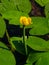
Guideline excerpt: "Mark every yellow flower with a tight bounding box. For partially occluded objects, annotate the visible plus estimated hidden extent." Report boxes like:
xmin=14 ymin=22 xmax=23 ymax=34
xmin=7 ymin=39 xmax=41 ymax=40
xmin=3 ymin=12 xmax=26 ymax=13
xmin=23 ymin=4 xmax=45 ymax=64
xmin=20 ymin=16 xmax=32 ymax=25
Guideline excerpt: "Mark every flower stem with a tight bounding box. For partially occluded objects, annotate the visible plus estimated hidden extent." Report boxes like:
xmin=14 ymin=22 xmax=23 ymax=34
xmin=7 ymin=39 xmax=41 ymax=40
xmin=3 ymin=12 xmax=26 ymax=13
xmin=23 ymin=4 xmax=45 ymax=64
xmin=6 ymin=30 xmax=10 ymax=42
xmin=23 ymin=25 xmax=27 ymax=55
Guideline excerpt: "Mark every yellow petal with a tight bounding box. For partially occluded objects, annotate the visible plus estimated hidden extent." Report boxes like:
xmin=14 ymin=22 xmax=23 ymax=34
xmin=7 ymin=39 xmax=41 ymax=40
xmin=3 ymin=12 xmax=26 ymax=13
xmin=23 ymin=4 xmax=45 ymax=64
xmin=23 ymin=20 xmax=29 ymax=25
xmin=20 ymin=16 xmax=24 ymax=24
xmin=28 ymin=17 xmax=32 ymax=24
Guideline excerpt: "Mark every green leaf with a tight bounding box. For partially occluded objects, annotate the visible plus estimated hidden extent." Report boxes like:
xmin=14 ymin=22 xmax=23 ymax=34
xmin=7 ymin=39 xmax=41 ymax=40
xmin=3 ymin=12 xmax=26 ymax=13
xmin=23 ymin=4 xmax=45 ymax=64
xmin=35 ymin=0 xmax=49 ymax=6
xmin=17 ymin=0 xmax=31 ymax=13
xmin=0 ymin=42 xmax=16 ymax=65
xmin=45 ymin=2 xmax=49 ymax=18
xmin=35 ymin=0 xmax=44 ymax=6
xmin=26 ymin=36 xmax=49 ymax=51
xmin=27 ymin=51 xmax=49 ymax=65
xmin=26 ymin=52 xmax=41 ymax=64
xmin=0 ymin=3 xmax=6 ymax=14
xmin=3 ymin=10 xmax=28 ymax=25
xmin=0 ymin=17 xmax=6 ymax=38
xmin=10 ymin=37 xmax=25 ymax=55
xmin=0 ymin=0 xmax=31 ymax=15
xmin=24 ymin=64 xmax=32 ymax=65
xmin=29 ymin=17 xmax=49 ymax=35
xmin=35 ymin=52 xmax=49 ymax=65
xmin=0 ymin=0 xmax=31 ymax=25
xmin=1 ymin=0 xmax=17 ymax=12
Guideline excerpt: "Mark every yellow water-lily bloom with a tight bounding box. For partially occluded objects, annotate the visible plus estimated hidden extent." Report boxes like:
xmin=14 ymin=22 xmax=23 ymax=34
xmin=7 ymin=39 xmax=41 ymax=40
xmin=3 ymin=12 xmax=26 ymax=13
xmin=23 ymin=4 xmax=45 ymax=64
xmin=20 ymin=16 xmax=32 ymax=25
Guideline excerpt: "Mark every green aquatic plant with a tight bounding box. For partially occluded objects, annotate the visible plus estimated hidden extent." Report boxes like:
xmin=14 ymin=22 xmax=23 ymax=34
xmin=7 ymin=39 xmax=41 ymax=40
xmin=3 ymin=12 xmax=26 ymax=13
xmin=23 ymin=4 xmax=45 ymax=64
xmin=0 ymin=0 xmax=49 ymax=65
